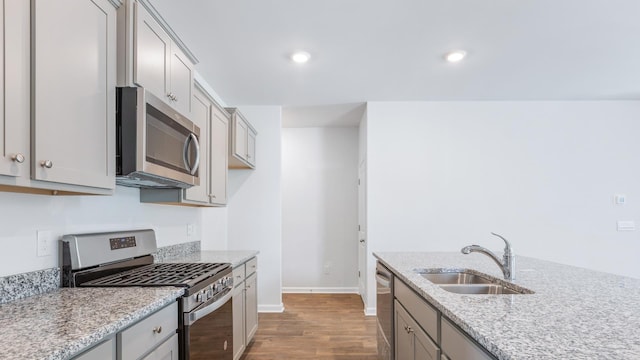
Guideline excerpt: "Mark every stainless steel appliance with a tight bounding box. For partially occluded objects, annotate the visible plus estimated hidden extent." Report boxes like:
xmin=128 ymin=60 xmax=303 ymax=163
xmin=116 ymin=87 xmax=201 ymax=189
xmin=376 ymin=262 xmax=394 ymax=360
xmin=61 ymin=229 xmax=233 ymax=360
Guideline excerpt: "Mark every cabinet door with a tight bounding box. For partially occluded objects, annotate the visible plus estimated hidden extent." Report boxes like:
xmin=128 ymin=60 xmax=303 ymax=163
xmin=247 ymin=128 xmax=256 ymax=167
xmin=169 ymin=45 xmax=194 ymax=116
xmin=232 ymin=284 xmax=246 ymax=360
xmin=245 ymin=273 xmax=258 ymax=343
xmin=0 ymin=0 xmax=29 ymax=178
xmin=32 ymin=0 xmax=115 ymax=189
xmin=209 ymin=105 xmax=229 ymax=205
xmin=395 ymin=301 xmax=439 ymax=360
xmin=184 ymin=89 xmax=210 ymax=203
xmin=141 ymin=333 xmax=179 ymax=360
xmin=395 ymin=302 xmax=413 ymax=360
xmin=233 ymin=117 xmax=248 ymax=161
xmin=134 ymin=2 xmax=170 ymax=102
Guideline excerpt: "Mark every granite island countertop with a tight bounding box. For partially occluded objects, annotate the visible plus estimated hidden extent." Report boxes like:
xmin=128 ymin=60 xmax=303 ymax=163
xmin=374 ymin=252 xmax=640 ymax=360
xmin=158 ymin=250 xmax=259 ymax=268
xmin=0 ymin=287 xmax=183 ymax=360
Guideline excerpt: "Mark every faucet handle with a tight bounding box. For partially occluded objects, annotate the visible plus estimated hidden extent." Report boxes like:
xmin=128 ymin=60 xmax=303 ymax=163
xmin=490 ymin=232 xmax=512 ymax=253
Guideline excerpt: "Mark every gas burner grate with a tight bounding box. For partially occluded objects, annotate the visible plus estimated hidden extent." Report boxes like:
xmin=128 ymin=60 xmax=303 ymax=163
xmin=83 ymin=263 xmax=230 ymax=288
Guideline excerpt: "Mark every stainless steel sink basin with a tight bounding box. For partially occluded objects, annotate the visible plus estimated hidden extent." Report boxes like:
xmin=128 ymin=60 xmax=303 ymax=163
xmin=439 ymin=284 xmax=528 ymax=295
xmin=419 ymin=271 xmax=493 ymax=285
xmin=414 ymin=268 xmax=534 ymax=295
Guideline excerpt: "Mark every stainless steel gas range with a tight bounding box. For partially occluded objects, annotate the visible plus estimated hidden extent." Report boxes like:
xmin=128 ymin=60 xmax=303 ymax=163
xmin=60 ymin=229 xmax=233 ymax=360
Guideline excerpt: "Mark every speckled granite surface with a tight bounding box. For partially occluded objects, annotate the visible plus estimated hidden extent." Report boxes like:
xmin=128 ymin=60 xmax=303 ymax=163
xmin=0 ymin=287 xmax=183 ymax=360
xmin=154 ymin=240 xmax=201 ymax=262
xmin=158 ymin=250 xmax=259 ymax=268
xmin=374 ymin=252 xmax=640 ymax=360
xmin=0 ymin=268 xmax=59 ymax=304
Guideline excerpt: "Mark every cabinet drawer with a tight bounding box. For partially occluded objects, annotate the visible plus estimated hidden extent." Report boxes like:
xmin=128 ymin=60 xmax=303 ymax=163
xmin=441 ymin=317 xmax=495 ymax=360
xmin=141 ymin=333 xmax=179 ymax=360
xmin=233 ymin=264 xmax=245 ymax=288
xmin=394 ymin=278 xmax=439 ymax=343
xmin=73 ymin=338 xmax=114 ymax=360
xmin=246 ymin=257 xmax=257 ymax=276
xmin=119 ymin=302 xmax=178 ymax=360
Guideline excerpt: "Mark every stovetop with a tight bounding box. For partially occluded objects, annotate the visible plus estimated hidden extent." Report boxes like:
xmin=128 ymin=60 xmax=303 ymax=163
xmin=81 ymin=262 xmax=230 ymax=288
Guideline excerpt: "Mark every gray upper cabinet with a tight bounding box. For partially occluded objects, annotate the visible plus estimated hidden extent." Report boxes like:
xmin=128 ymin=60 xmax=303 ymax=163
xmin=209 ymin=103 xmax=229 ymax=205
xmin=227 ymin=108 xmax=257 ymax=169
xmin=0 ymin=0 xmax=30 ymax=180
xmin=140 ymin=83 xmax=229 ymax=207
xmin=32 ymin=0 xmax=116 ymax=191
xmin=132 ymin=1 xmax=194 ymax=116
xmin=1 ymin=0 xmax=116 ymax=195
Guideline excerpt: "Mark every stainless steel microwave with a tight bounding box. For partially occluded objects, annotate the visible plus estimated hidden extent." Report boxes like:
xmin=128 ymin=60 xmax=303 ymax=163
xmin=116 ymin=87 xmax=200 ymax=188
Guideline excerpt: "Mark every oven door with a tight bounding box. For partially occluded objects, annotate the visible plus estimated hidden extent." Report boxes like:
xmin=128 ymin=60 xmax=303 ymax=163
xmin=183 ymin=290 xmax=233 ymax=360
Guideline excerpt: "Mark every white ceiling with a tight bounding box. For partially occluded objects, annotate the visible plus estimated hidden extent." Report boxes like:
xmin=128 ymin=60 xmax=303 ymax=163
xmin=149 ymin=0 xmax=640 ymax=110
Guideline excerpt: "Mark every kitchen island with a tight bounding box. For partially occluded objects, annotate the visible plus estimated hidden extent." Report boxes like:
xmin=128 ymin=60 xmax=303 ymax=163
xmin=374 ymin=252 xmax=640 ymax=359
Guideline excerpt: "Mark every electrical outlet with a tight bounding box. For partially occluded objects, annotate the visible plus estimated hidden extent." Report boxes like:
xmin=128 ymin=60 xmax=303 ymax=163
xmin=187 ymin=224 xmax=194 ymax=238
xmin=36 ymin=230 xmax=55 ymax=257
xmin=323 ymin=261 xmax=332 ymax=275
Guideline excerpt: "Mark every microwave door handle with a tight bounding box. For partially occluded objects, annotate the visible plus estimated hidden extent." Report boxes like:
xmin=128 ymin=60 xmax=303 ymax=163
xmin=183 ymin=134 xmax=192 ymax=173
xmin=188 ymin=133 xmax=200 ymax=175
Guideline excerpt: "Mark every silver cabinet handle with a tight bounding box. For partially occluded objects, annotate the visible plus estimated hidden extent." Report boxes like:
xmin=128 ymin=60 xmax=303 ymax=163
xmin=166 ymin=93 xmax=175 ymax=101
xmin=11 ymin=154 xmax=25 ymax=163
xmin=209 ymin=194 xmax=217 ymax=199
xmin=188 ymin=133 xmax=200 ymax=175
xmin=153 ymin=326 xmax=162 ymax=334
xmin=41 ymin=160 xmax=53 ymax=168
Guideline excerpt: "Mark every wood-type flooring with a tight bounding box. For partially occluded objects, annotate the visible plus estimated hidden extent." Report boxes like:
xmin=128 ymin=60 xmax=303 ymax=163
xmin=240 ymin=293 xmax=378 ymax=360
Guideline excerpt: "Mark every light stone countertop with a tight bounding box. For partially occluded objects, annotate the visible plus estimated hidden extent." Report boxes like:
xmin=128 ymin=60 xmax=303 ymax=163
xmin=0 ymin=287 xmax=184 ymax=360
xmin=158 ymin=250 xmax=259 ymax=268
xmin=374 ymin=252 xmax=640 ymax=360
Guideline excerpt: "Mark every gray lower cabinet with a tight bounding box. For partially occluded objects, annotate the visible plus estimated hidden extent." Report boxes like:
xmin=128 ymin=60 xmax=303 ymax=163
xmin=70 ymin=302 xmax=178 ymax=360
xmin=441 ymin=318 xmax=494 ymax=360
xmin=1 ymin=0 xmax=116 ymax=195
xmin=232 ymin=257 xmax=259 ymax=360
xmin=395 ymin=300 xmax=439 ymax=360
xmin=394 ymin=278 xmax=496 ymax=360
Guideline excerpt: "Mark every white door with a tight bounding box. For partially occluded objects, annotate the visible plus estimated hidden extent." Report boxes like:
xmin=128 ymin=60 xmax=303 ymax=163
xmin=358 ymin=160 xmax=367 ymax=301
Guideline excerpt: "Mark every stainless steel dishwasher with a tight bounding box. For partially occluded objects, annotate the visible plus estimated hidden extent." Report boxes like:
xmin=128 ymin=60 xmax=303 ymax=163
xmin=376 ymin=262 xmax=394 ymax=360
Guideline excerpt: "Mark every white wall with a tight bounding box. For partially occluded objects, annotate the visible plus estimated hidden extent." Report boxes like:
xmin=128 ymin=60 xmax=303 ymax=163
xmin=366 ymin=101 xmax=640 ymax=282
xmin=281 ymin=127 xmax=359 ymax=291
xmin=0 ymin=186 xmax=206 ymax=277
xmin=363 ymin=100 xmax=640 ymax=312
xmin=227 ymin=106 xmax=284 ymax=312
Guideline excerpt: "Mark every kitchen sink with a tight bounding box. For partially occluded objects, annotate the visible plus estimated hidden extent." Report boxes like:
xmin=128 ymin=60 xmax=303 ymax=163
xmin=439 ymin=284 xmax=528 ymax=295
xmin=419 ymin=271 xmax=493 ymax=285
xmin=414 ymin=268 xmax=534 ymax=295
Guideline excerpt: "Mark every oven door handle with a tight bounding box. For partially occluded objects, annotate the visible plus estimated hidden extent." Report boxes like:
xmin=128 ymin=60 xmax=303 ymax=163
xmin=184 ymin=290 xmax=232 ymax=326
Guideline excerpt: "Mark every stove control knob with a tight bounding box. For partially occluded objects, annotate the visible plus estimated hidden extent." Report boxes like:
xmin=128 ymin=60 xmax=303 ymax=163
xmin=207 ymin=288 xmax=214 ymax=299
xmin=196 ymin=292 xmax=203 ymax=302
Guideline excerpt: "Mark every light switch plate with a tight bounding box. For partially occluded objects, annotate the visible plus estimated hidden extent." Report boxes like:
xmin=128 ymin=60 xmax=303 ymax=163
xmin=617 ymin=221 xmax=635 ymax=232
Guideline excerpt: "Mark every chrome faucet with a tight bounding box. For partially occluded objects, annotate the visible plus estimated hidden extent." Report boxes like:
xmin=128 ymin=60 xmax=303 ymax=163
xmin=461 ymin=232 xmax=515 ymax=280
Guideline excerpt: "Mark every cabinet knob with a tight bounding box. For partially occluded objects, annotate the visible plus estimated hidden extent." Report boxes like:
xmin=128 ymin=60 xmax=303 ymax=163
xmin=209 ymin=194 xmax=217 ymax=199
xmin=167 ymin=93 xmax=176 ymax=101
xmin=11 ymin=153 xmax=25 ymax=163
xmin=153 ymin=326 xmax=162 ymax=334
xmin=404 ymin=325 xmax=414 ymax=334
xmin=41 ymin=160 xmax=53 ymax=169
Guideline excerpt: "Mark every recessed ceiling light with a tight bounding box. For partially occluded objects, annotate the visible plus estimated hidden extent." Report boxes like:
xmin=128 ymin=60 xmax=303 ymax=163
xmin=445 ymin=50 xmax=467 ymax=63
xmin=291 ymin=51 xmax=311 ymax=64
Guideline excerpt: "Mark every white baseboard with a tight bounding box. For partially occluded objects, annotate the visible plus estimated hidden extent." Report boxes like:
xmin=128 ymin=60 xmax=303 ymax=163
xmin=258 ymin=303 xmax=284 ymax=313
xmin=282 ymin=287 xmax=359 ymax=294
xmin=364 ymin=306 xmax=376 ymax=317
